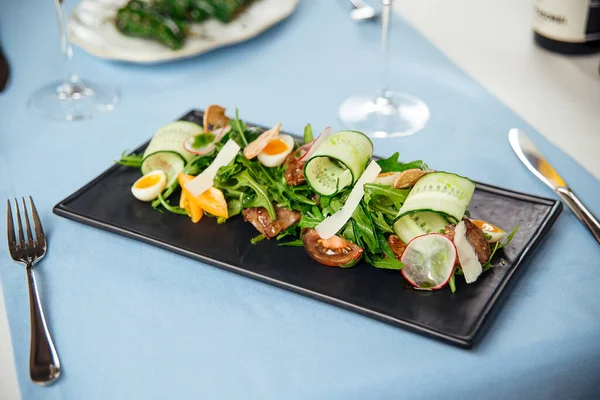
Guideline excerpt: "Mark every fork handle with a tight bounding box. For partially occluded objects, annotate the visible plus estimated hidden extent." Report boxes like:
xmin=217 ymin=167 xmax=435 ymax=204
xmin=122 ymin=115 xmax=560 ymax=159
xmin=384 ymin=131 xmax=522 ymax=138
xmin=26 ymin=264 xmax=61 ymax=385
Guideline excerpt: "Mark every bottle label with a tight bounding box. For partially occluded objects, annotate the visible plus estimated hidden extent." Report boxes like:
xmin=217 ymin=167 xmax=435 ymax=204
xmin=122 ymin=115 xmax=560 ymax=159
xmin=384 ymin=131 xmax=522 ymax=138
xmin=533 ymin=0 xmax=600 ymax=42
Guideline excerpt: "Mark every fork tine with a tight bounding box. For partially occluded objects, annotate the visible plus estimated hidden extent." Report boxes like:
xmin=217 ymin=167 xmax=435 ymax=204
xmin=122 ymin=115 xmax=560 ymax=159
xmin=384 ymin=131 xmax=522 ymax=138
xmin=22 ymin=197 xmax=34 ymax=247
xmin=6 ymin=200 xmax=16 ymax=251
xmin=29 ymin=197 xmax=45 ymax=248
xmin=14 ymin=199 xmax=25 ymax=250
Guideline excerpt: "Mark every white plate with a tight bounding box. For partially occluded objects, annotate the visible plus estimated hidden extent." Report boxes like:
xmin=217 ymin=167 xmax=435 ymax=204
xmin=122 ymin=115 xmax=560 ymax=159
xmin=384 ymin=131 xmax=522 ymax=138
xmin=68 ymin=0 xmax=299 ymax=63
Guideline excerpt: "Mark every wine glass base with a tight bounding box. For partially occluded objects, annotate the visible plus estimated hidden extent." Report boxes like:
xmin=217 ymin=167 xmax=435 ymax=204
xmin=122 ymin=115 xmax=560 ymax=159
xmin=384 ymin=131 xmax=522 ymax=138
xmin=28 ymin=79 xmax=120 ymax=121
xmin=339 ymin=92 xmax=430 ymax=138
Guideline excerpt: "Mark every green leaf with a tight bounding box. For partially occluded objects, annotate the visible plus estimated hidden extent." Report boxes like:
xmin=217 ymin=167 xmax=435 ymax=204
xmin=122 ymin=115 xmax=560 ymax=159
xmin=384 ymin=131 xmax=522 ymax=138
xmin=115 ymin=150 xmax=143 ymax=167
xmin=278 ymin=239 xmax=304 ymax=247
xmin=339 ymin=257 xmax=361 ymax=268
xmin=303 ymin=124 xmax=313 ymax=143
xmin=299 ymin=206 xmax=324 ymax=229
xmin=342 ymin=220 xmax=358 ymax=244
xmin=482 ymin=225 xmax=519 ymax=269
xmin=351 ymin=202 xmax=379 ymax=252
xmin=377 ymin=232 xmax=396 ymax=259
xmin=372 ymin=257 xmax=404 ymax=270
xmin=151 ymin=180 xmax=180 ymax=209
xmin=157 ymin=193 xmax=188 ymax=215
xmin=276 ymin=225 xmax=298 ymax=241
xmin=371 ymin=211 xmax=393 ymax=233
xmin=449 ymin=273 xmax=456 ymax=293
xmin=376 ymin=152 xmax=423 ymax=173
xmin=230 ymin=108 xmax=249 ymax=146
xmin=364 ymin=183 xmax=409 ymax=209
xmin=251 ymin=234 xmax=266 ymax=244
xmin=499 ymin=225 xmax=519 ymax=249
xmin=218 ymin=169 xmax=276 ymax=219
xmin=226 ymin=198 xmax=242 ymax=218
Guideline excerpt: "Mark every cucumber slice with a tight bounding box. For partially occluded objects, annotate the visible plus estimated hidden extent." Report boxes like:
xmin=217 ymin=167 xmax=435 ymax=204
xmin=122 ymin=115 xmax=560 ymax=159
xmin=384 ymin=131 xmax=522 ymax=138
xmin=400 ymin=233 xmax=457 ymax=290
xmin=142 ymin=121 xmax=202 ymax=184
xmin=304 ymin=130 xmax=373 ymax=196
xmin=393 ymin=212 xmax=448 ymax=244
xmin=396 ymin=172 xmax=475 ymax=223
xmin=141 ymin=152 xmax=186 ymax=186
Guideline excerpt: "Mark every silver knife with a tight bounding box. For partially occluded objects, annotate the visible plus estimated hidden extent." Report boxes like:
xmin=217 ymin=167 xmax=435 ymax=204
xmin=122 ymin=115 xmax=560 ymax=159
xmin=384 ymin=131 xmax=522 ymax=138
xmin=509 ymin=128 xmax=600 ymax=245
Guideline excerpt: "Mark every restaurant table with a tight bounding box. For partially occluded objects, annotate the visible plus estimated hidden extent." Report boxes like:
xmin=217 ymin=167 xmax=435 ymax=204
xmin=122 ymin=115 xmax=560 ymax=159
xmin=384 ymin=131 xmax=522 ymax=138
xmin=1 ymin=0 xmax=600 ymax=399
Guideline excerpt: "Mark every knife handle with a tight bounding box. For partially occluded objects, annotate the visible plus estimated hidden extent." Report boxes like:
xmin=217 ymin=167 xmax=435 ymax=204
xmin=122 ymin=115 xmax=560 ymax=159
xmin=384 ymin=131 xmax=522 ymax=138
xmin=556 ymin=187 xmax=600 ymax=245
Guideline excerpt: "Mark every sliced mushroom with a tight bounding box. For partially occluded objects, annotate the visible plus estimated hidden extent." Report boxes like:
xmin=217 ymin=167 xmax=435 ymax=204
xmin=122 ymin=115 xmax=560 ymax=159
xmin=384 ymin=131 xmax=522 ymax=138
xmin=393 ymin=169 xmax=433 ymax=189
xmin=203 ymin=104 xmax=230 ymax=132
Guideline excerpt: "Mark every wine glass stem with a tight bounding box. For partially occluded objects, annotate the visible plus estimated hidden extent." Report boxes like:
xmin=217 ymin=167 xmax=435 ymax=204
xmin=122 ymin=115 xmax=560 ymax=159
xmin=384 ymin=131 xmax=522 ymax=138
xmin=378 ymin=0 xmax=393 ymax=101
xmin=54 ymin=0 xmax=79 ymax=86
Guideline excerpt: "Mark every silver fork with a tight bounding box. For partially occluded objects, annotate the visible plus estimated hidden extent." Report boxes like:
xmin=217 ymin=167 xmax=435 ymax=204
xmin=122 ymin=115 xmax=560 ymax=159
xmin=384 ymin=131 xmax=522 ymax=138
xmin=7 ymin=197 xmax=61 ymax=385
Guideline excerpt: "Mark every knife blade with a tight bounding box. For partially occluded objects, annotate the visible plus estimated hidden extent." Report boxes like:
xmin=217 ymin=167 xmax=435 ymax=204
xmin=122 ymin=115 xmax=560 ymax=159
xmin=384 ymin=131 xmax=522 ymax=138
xmin=509 ymin=128 xmax=600 ymax=245
xmin=0 ymin=43 xmax=8 ymax=92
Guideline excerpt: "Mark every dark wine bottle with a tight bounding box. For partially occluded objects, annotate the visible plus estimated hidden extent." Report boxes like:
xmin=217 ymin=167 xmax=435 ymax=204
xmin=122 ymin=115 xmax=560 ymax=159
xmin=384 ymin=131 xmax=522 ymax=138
xmin=533 ymin=0 xmax=600 ymax=55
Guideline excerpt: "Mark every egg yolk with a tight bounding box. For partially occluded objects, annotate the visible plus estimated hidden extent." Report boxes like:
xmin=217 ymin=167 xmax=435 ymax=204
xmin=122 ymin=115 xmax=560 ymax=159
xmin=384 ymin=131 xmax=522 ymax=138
xmin=262 ymin=138 xmax=289 ymax=155
xmin=134 ymin=174 xmax=161 ymax=189
xmin=472 ymin=220 xmax=502 ymax=233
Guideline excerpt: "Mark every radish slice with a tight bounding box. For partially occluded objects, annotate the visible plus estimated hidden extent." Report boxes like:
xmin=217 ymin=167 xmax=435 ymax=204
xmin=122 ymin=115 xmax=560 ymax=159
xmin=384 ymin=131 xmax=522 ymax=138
xmin=454 ymin=221 xmax=482 ymax=283
xmin=184 ymin=139 xmax=241 ymax=197
xmin=400 ymin=233 xmax=457 ymax=290
xmin=315 ymin=160 xmax=381 ymax=239
xmin=292 ymin=142 xmax=312 ymax=160
xmin=243 ymin=123 xmax=282 ymax=159
xmin=298 ymin=127 xmax=332 ymax=162
xmin=183 ymin=125 xmax=231 ymax=155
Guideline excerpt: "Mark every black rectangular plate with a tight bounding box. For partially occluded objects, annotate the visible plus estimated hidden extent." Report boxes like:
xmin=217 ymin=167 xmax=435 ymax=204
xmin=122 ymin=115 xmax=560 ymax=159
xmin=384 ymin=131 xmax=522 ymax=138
xmin=53 ymin=110 xmax=562 ymax=348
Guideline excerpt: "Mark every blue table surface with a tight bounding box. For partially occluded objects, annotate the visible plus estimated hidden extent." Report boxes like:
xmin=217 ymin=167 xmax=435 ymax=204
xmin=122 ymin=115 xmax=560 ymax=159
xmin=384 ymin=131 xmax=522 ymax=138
xmin=2 ymin=1 xmax=600 ymax=399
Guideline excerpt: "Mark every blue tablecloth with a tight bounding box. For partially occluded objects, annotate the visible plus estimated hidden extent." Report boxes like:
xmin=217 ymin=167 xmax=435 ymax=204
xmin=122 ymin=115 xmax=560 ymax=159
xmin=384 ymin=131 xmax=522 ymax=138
xmin=2 ymin=1 xmax=600 ymax=399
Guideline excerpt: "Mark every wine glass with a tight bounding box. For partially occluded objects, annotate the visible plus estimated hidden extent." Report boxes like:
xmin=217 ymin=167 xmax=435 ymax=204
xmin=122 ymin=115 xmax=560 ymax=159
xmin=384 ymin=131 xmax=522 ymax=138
xmin=339 ymin=0 xmax=430 ymax=138
xmin=28 ymin=0 xmax=119 ymax=121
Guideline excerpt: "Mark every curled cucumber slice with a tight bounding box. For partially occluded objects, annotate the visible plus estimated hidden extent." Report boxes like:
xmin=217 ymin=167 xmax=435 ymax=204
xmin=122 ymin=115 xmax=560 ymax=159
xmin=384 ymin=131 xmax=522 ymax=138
xmin=395 ymin=172 xmax=475 ymax=223
xmin=304 ymin=130 xmax=373 ymax=196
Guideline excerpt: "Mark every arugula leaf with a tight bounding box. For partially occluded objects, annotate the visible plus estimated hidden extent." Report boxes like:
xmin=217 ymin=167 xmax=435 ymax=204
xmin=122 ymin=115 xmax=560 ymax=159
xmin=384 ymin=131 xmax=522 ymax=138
xmin=218 ymin=169 xmax=276 ymax=219
xmin=157 ymin=193 xmax=187 ymax=215
xmin=226 ymin=198 xmax=242 ymax=218
xmin=372 ymin=257 xmax=404 ymax=270
xmin=351 ymin=202 xmax=379 ymax=252
xmin=339 ymin=258 xmax=361 ymax=268
xmin=371 ymin=211 xmax=393 ymax=233
xmin=251 ymin=234 xmax=266 ymax=244
xmin=276 ymin=225 xmax=298 ymax=241
xmin=152 ymin=180 xmax=180 ymax=209
xmin=115 ymin=151 xmax=143 ymax=167
xmin=482 ymin=225 xmax=519 ymax=270
xmin=376 ymin=152 xmax=423 ymax=173
xmin=377 ymin=232 xmax=396 ymax=259
xmin=230 ymin=109 xmax=249 ymax=146
xmin=299 ymin=206 xmax=324 ymax=229
xmin=448 ymin=273 xmax=456 ymax=293
xmin=321 ymin=195 xmax=345 ymax=217
xmin=364 ymin=183 xmax=409 ymax=209
xmin=278 ymin=239 xmax=304 ymax=247
xmin=303 ymin=124 xmax=313 ymax=143
xmin=342 ymin=220 xmax=358 ymax=244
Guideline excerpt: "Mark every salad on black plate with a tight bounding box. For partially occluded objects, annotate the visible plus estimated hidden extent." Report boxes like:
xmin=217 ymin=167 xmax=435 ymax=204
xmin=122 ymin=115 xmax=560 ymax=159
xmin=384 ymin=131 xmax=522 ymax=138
xmin=117 ymin=105 xmax=517 ymax=292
